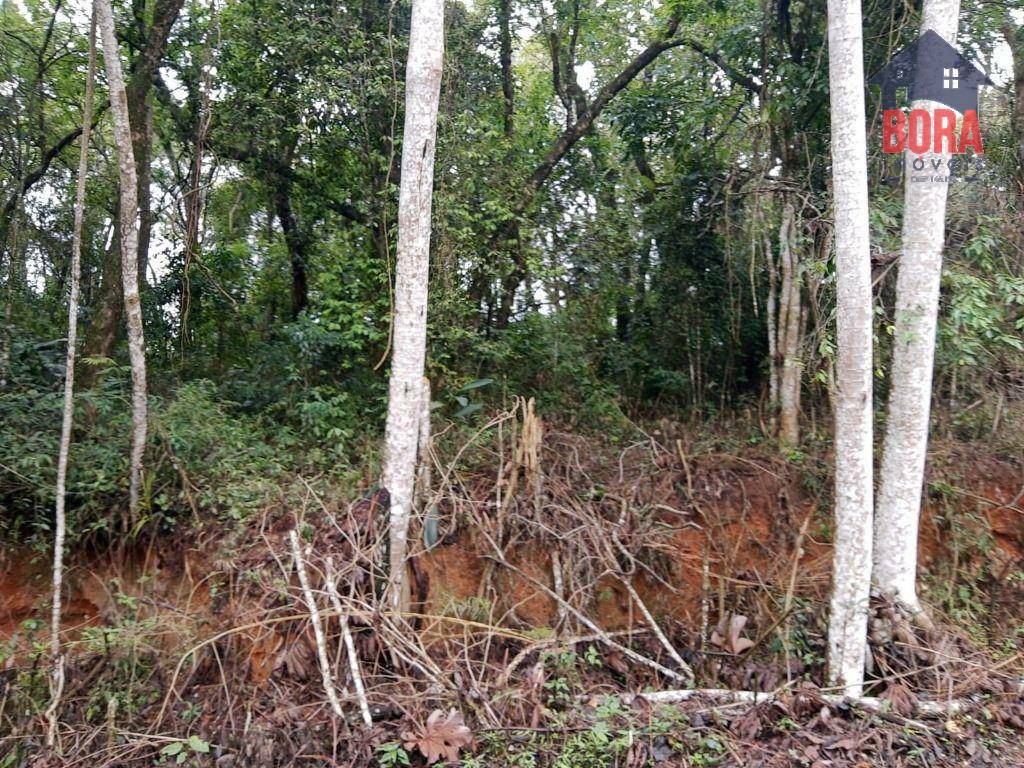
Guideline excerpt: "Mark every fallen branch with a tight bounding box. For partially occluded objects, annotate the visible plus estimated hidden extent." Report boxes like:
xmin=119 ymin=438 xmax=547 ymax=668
xmin=289 ymin=529 xmax=344 ymax=718
xmin=632 ymin=686 xmax=963 ymax=718
xmin=482 ymin=543 xmax=689 ymax=684
xmin=325 ymin=557 xmax=373 ymax=727
xmin=617 ymin=578 xmax=695 ymax=685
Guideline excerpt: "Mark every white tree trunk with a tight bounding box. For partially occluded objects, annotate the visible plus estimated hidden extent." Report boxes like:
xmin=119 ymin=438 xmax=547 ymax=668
xmin=382 ymin=0 xmax=445 ymax=611
xmin=46 ymin=11 xmax=97 ymax=749
xmin=874 ymin=0 xmax=961 ymax=614
xmin=96 ymin=0 xmax=149 ymax=520
xmin=825 ymin=0 xmax=874 ymax=697
xmin=777 ymin=200 xmax=803 ymax=446
xmin=765 ymin=231 xmax=779 ymax=429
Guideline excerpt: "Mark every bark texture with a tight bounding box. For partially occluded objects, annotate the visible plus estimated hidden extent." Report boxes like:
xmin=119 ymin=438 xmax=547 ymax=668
xmin=874 ymin=0 xmax=961 ymax=613
xmin=97 ymin=0 xmax=149 ymax=519
xmin=825 ymin=0 xmax=874 ymax=697
xmin=776 ymin=200 xmax=803 ymax=446
xmin=382 ymin=0 xmax=445 ymax=611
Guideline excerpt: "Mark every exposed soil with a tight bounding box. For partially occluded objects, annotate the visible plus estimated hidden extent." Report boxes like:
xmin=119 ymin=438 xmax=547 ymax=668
xmin=2 ymin=431 xmax=1022 ymax=766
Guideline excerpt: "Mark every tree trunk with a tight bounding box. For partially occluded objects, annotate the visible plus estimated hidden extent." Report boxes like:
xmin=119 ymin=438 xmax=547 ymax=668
xmin=79 ymin=217 xmax=124 ymax=385
xmin=498 ymin=0 xmax=514 ymax=137
xmin=777 ymin=199 xmax=802 ymax=446
xmin=127 ymin=0 xmax=185 ymax=281
xmin=825 ymin=0 xmax=874 ymax=698
xmin=273 ymin=180 xmax=310 ymax=319
xmin=0 ymin=203 xmax=20 ymax=390
xmin=46 ymin=13 xmax=97 ymax=748
xmin=874 ymin=0 xmax=961 ymax=615
xmin=765 ymin=230 xmax=778 ymax=426
xmin=1004 ymin=16 xmax=1024 ymax=203
xmin=81 ymin=0 xmax=183 ymax=367
xmin=382 ymin=0 xmax=445 ymax=612
xmin=97 ymin=0 xmax=149 ymax=521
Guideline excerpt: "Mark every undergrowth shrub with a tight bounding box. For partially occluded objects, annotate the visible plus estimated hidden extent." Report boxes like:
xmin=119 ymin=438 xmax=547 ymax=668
xmin=0 ymin=374 xmax=352 ymax=545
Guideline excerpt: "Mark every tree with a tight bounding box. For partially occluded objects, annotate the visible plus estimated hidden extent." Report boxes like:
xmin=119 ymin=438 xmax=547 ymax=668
xmin=874 ymin=0 xmax=962 ymax=616
xmin=45 ymin=7 xmax=97 ymax=748
xmin=1003 ymin=13 xmax=1023 ymax=203
xmin=487 ymin=3 xmax=693 ymax=327
xmin=824 ymin=0 xmax=874 ymax=697
xmin=776 ymin=198 xmax=803 ymax=446
xmin=80 ymin=0 xmax=184 ymax=376
xmin=382 ymin=0 xmax=445 ymax=611
xmin=96 ymin=0 xmax=149 ymax=519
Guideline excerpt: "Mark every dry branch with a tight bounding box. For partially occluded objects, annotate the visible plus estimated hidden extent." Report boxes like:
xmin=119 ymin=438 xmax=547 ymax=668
xmin=325 ymin=557 xmax=373 ymax=727
xmin=288 ymin=529 xmax=344 ymax=718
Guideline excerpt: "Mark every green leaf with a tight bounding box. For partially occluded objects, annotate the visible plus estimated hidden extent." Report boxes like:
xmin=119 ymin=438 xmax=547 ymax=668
xmin=453 ymin=403 xmax=483 ymax=419
xmin=188 ymin=735 xmax=210 ymax=753
xmin=161 ymin=742 xmax=184 ymax=756
xmin=458 ymin=378 xmax=494 ymax=392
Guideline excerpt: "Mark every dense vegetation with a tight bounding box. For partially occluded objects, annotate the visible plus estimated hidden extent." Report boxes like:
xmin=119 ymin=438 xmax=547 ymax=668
xmin=2 ymin=0 xmax=1022 ymax=542
xmin=1 ymin=0 xmax=1023 ymax=763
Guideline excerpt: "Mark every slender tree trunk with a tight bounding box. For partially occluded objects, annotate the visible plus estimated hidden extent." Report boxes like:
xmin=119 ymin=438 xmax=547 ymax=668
xmin=1003 ymin=16 xmax=1024 ymax=203
xmin=498 ymin=0 xmax=514 ymax=137
xmin=81 ymin=0 xmax=183 ymax=368
xmin=764 ymin=230 xmax=779 ymax=426
xmin=46 ymin=13 xmax=97 ymax=749
xmin=777 ymin=199 xmax=803 ymax=446
xmin=382 ymin=0 xmax=445 ymax=612
xmin=97 ymin=0 xmax=149 ymax=520
xmin=825 ymin=0 xmax=874 ymax=697
xmin=874 ymin=0 xmax=961 ymax=614
xmin=0 ymin=203 xmax=19 ymax=390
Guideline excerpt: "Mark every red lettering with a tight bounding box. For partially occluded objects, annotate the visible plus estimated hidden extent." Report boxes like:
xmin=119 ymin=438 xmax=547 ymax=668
xmin=958 ymin=110 xmax=984 ymax=154
xmin=932 ymin=109 xmax=956 ymax=154
xmin=882 ymin=109 xmax=906 ymax=153
xmin=907 ymin=109 xmax=931 ymax=154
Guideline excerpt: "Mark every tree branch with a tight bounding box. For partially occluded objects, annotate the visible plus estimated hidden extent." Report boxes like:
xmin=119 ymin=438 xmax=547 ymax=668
xmin=680 ymin=38 xmax=760 ymax=95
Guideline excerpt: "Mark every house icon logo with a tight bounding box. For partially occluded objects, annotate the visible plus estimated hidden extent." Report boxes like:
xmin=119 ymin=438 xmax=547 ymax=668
xmin=869 ymin=29 xmax=994 ymax=116
xmin=868 ymin=30 xmax=992 ymax=164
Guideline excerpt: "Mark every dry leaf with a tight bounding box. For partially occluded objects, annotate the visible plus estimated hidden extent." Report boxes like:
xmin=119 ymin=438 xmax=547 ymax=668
xmin=710 ymin=613 xmax=755 ymax=655
xmin=604 ymin=649 xmax=630 ymax=675
xmin=880 ymin=682 xmax=917 ymax=717
xmin=403 ymin=708 xmax=473 ymax=764
xmin=729 ymin=707 xmax=760 ymax=740
xmin=248 ymin=630 xmax=284 ymax=684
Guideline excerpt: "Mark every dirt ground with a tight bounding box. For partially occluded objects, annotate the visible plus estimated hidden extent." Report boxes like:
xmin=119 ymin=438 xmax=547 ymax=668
xmin=2 ymin=428 xmax=1022 ymax=766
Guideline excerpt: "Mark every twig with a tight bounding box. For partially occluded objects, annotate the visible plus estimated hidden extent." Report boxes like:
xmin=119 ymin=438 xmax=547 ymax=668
xmin=481 ymin=543 xmax=689 ymax=684
xmin=289 ymin=530 xmax=344 ymax=718
xmin=618 ymin=577 xmax=695 ymax=684
xmin=325 ymin=557 xmax=373 ymax=727
xmin=632 ymin=686 xmax=962 ymax=719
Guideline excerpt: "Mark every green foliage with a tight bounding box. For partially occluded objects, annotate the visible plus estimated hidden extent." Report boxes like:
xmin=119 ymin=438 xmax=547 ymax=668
xmin=159 ymin=735 xmax=211 ymax=765
xmin=376 ymin=742 xmax=411 ymax=768
xmin=1 ymin=0 xmax=1022 ymax=544
xmin=0 ymin=373 xmax=356 ymax=543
